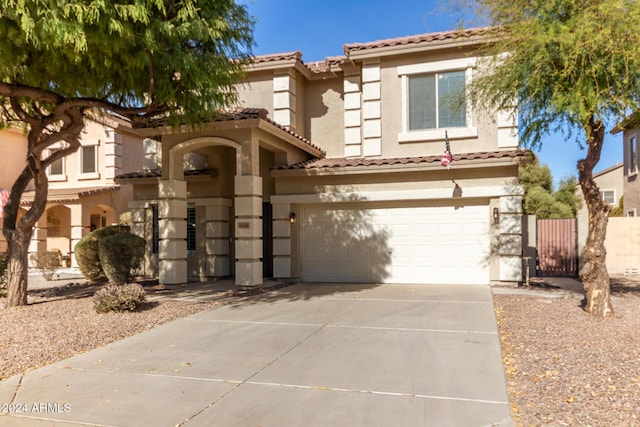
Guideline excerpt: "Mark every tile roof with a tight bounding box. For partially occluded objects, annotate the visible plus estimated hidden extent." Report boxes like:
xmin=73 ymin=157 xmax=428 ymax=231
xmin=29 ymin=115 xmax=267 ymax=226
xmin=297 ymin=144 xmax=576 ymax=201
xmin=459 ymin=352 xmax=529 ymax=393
xmin=20 ymin=186 xmax=120 ymax=205
xmin=343 ymin=27 xmax=493 ymax=54
xmin=252 ymin=51 xmax=302 ymax=64
xmin=275 ymin=149 xmax=529 ymax=170
xmin=116 ymin=168 xmax=214 ymax=180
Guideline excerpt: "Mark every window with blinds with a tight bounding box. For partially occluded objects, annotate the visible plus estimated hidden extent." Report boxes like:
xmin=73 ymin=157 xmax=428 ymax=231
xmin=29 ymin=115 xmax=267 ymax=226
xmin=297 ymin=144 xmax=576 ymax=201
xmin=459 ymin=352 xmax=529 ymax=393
xmin=408 ymin=71 xmax=466 ymax=131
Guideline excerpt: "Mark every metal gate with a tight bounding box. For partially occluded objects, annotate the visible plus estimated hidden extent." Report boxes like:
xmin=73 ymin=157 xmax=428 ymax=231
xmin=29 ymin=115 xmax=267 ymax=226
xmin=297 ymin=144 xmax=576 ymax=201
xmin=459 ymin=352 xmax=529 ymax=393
xmin=536 ymin=218 xmax=578 ymax=277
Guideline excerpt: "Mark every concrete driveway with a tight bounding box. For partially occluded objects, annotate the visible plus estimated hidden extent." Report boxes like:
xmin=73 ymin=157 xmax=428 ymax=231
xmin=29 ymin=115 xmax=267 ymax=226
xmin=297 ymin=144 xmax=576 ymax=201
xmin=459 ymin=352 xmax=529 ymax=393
xmin=0 ymin=283 xmax=511 ymax=426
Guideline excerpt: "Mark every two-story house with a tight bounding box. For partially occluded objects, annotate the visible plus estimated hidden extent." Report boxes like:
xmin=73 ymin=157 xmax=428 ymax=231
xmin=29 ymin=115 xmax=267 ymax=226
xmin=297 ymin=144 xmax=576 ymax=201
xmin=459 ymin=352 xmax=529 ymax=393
xmin=116 ymin=27 xmax=526 ymax=287
xmin=620 ymin=124 xmax=640 ymax=216
xmin=0 ymin=115 xmax=145 ymax=264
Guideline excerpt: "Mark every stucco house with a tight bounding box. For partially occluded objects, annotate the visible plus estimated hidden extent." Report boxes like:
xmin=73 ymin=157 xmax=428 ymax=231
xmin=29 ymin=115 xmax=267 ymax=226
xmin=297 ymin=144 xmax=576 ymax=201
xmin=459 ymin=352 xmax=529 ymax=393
xmin=619 ymin=125 xmax=640 ymax=216
xmin=0 ymin=115 xmax=145 ymax=263
xmin=116 ymin=27 xmax=527 ymax=287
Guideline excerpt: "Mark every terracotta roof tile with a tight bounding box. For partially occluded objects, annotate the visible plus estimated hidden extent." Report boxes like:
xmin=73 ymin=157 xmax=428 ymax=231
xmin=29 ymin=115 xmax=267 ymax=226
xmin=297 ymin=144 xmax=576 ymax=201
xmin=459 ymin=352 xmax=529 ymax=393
xmin=343 ymin=27 xmax=492 ymax=54
xmin=253 ymin=51 xmax=302 ymax=64
xmin=116 ymin=169 xmax=214 ymax=180
xmin=276 ymin=149 xmax=529 ymax=170
xmin=21 ymin=186 xmax=120 ymax=205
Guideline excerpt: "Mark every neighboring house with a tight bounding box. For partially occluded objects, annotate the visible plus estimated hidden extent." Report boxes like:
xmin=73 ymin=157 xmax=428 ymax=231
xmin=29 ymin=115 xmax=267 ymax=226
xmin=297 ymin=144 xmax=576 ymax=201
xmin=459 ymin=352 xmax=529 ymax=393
xmin=116 ymin=27 xmax=526 ymax=287
xmin=0 ymin=115 xmax=145 ymax=264
xmin=576 ymin=163 xmax=624 ymax=217
xmin=621 ymin=125 xmax=640 ymax=216
xmin=575 ymin=163 xmax=624 ymax=269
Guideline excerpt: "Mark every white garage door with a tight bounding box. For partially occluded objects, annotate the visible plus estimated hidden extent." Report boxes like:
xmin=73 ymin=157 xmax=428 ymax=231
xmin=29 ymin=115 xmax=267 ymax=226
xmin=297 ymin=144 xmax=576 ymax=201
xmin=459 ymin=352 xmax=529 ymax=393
xmin=301 ymin=203 xmax=490 ymax=285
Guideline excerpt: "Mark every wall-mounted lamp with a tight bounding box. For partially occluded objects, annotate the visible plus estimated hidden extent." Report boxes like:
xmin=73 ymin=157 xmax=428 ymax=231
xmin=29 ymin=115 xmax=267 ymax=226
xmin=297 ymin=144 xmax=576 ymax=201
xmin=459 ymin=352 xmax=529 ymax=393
xmin=492 ymin=207 xmax=500 ymax=224
xmin=289 ymin=212 xmax=296 ymax=224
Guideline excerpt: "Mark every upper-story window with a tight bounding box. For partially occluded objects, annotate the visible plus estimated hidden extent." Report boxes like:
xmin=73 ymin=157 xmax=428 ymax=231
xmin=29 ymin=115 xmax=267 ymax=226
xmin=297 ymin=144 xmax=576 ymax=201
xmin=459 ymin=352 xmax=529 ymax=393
xmin=47 ymin=148 xmax=66 ymax=181
xmin=398 ymin=57 xmax=477 ymax=142
xmin=79 ymin=141 xmax=99 ymax=179
xmin=628 ymin=135 xmax=638 ymax=175
xmin=81 ymin=145 xmax=96 ymax=174
xmin=408 ymin=71 xmax=466 ymax=131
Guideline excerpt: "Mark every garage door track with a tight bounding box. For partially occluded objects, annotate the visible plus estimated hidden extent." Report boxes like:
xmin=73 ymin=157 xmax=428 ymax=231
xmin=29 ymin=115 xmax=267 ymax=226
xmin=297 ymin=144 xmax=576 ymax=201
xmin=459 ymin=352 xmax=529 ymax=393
xmin=0 ymin=283 xmax=511 ymax=426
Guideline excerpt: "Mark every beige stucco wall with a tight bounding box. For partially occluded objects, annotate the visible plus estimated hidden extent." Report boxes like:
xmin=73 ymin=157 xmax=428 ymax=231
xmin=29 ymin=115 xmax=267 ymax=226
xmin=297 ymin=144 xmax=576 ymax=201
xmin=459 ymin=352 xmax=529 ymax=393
xmin=605 ymin=217 xmax=640 ymax=274
xmin=236 ymin=72 xmax=274 ymax=114
xmin=275 ymin=165 xmax=518 ymax=196
xmin=303 ymin=78 xmax=344 ymax=157
xmin=0 ymin=128 xmax=28 ymax=190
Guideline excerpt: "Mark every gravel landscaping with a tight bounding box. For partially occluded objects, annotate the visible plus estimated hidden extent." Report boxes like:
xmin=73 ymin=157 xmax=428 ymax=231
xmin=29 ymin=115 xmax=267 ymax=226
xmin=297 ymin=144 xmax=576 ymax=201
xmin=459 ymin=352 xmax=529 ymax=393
xmin=495 ymin=276 xmax=640 ymax=427
xmin=1 ymin=272 xmax=639 ymax=426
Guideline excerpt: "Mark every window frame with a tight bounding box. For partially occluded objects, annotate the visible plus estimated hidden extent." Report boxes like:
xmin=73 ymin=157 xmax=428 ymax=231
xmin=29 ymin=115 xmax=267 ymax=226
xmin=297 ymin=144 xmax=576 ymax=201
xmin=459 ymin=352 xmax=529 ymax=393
xmin=78 ymin=141 xmax=99 ymax=179
xmin=186 ymin=204 xmax=196 ymax=254
xmin=628 ymin=135 xmax=638 ymax=176
xmin=398 ymin=57 xmax=478 ymax=143
xmin=600 ymin=189 xmax=616 ymax=205
xmin=46 ymin=147 xmax=66 ymax=181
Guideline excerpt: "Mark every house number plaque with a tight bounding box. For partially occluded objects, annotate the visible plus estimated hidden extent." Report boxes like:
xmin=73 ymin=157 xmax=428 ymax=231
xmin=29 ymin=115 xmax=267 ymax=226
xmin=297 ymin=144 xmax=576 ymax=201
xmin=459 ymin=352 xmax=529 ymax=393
xmin=238 ymin=222 xmax=250 ymax=229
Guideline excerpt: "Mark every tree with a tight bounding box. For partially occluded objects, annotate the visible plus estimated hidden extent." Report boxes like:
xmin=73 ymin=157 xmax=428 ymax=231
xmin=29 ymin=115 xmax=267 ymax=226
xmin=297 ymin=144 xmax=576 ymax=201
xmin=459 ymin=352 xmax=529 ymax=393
xmin=519 ymin=157 xmax=580 ymax=218
xmin=0 ymin=0 xmax=254 ymax=307
xmin=469 ymin=0 xmax=640 ymax=317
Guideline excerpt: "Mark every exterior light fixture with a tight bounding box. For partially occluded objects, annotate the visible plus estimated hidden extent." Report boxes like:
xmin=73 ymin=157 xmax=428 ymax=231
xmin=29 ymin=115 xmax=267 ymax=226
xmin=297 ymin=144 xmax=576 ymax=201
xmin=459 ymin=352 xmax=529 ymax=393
xmin=289 ymin=212 xmax=296 ymax=224
xmin=493 ymin=207 xmax=500 ymax=224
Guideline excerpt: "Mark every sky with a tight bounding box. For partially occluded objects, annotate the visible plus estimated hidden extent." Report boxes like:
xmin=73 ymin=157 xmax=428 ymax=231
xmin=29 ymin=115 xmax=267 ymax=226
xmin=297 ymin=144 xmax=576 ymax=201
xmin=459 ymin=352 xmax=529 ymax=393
xmin=240 ymin=0 xmax=623 ymax=187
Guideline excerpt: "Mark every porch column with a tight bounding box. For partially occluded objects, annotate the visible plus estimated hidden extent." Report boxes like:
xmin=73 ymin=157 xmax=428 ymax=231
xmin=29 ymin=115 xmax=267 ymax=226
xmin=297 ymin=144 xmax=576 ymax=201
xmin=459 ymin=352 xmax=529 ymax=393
xmin=158 ymin=179 xmax=187 ymax=285
xmin=234 ymin=175 xmax=262 ymax=287
xmin=498 ymin=195 xmax=523 ymax=284
xmin=204 ymin=198 xmax=232 ymax=277
xmin=69 ymin=204 xmax=86 ymax=268
xmin=28 ymin=215 xmax=47 ymax=264
xmin=272 ymin=203 xmax=292 ymax=278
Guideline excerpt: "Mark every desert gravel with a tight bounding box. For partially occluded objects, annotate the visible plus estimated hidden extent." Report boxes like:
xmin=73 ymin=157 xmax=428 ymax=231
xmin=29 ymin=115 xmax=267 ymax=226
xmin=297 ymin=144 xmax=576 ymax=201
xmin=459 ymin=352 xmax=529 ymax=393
xmin=495 ymin=277 xmax=640 ymax=427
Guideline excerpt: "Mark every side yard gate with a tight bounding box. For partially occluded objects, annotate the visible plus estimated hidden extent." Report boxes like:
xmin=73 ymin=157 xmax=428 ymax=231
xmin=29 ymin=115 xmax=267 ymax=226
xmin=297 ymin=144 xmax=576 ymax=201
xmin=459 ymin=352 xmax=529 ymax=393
xmin=536 ymin=218 xmax=578 ymax=277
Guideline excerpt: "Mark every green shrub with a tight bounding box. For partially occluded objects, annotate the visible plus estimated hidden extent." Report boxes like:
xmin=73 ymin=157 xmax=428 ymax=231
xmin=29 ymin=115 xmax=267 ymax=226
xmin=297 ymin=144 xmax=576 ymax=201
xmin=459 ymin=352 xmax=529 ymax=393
xmin=0 ymin=253 xmax=7 ymax=297
xmin=92 ymin=283 xmax=146 ymax=313
xmin=74 ymin=225 xmax=130 ymax=282
xmin=29 ymin=251 xmax=61 ymax=281
xmin=98 ymin=233 xmax=145 ymax=285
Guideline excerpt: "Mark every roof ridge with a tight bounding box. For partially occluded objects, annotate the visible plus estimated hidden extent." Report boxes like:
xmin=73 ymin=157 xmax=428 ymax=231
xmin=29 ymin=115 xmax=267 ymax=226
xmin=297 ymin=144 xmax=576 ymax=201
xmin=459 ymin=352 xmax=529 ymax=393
xmin=343 ymin=26 xmax=494 ymax=54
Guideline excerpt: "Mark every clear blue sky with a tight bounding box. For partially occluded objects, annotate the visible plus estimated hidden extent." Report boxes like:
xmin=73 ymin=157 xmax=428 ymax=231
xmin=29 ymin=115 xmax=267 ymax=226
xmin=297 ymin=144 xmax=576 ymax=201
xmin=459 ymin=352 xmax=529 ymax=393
xmin=240 ymin=0 xmax=622 ymax=186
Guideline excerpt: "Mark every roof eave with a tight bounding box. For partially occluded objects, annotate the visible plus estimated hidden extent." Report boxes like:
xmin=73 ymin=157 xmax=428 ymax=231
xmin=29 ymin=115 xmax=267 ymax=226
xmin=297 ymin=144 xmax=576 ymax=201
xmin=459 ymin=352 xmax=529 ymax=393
xmin=345 ymin=36 xmax=487 ymax=61
xmin=272 ymin=155 xmax=521 ymax=177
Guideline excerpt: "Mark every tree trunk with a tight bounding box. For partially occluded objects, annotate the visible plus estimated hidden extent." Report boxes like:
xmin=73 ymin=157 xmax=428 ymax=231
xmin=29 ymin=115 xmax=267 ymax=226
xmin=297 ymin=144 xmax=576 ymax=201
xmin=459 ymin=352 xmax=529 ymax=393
xmin=577 ymin=118 xmax=614 ymax=318
xmin=5 ymin=230 xmax=31 ymax=306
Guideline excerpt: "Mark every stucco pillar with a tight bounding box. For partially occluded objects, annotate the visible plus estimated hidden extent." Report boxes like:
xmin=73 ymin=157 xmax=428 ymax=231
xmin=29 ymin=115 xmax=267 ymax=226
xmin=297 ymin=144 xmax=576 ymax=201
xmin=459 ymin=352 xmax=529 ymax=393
xmin=498 ymin=195 xmax=523 ymax=284
xmin=158 ymin=179 xmax=187 ymax=285
xmin=69 ymin=204 xmax=86 ymax=268
xmin=28 ymin=214 xmax=47 ymax=265
xmin=204 ymin=198 xmax=232 ymax=277
xmin=235 ymin=175 xmax=262 ymax=287
xmin=272 ymin=202 xmax=292 ymax=278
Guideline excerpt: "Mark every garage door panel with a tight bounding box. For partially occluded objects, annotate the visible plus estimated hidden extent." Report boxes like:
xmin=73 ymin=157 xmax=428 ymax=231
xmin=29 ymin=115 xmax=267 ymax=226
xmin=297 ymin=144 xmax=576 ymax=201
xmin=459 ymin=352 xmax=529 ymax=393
xmin=302 ymin=204 xmax=489 ymax=285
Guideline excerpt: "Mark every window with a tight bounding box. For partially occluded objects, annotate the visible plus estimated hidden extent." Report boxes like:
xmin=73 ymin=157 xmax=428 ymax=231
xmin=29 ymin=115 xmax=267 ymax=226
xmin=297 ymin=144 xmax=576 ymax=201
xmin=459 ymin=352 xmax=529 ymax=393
xmin=47 ymin=148 xmax=65 ymax=177
xmin=151 ymin=204 xmax=159 ymax=254
xmin=81 ymin=145 xmax=97 ymax=174
xmin=187 ymin=204 xmax=196 ymax=253
xmin=409 ymin=71 xmax=466 ymax=131
xmin=398 ymin=57 xmax=477 ymax=142
xmin=600 ymin=190 xmax=616 ymax=205
xmin=629 ymin=136 xmax=638 ymax=175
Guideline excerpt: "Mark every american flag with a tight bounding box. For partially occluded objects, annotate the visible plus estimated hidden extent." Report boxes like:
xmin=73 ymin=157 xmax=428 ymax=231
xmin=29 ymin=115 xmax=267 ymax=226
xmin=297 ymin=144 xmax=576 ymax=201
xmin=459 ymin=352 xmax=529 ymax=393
xmin=0 ymin=188 xmax=9 ymax=218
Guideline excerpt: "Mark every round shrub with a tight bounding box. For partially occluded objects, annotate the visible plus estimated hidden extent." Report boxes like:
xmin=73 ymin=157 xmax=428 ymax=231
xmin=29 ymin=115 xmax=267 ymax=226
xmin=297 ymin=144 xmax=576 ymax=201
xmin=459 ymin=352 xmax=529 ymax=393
xmin=74 ymin=225 xmax=130 ymax=282
xmin=93 ymin=283 xmax=146 ymax=313
xmin=98 ymin=233 xmax=145 ymax=285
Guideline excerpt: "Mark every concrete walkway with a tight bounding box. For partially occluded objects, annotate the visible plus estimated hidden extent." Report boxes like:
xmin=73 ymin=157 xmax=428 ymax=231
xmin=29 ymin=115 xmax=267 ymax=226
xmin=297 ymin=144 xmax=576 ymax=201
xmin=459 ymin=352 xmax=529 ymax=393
xmin=0 ymin=283 xmax=511 ymax=427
